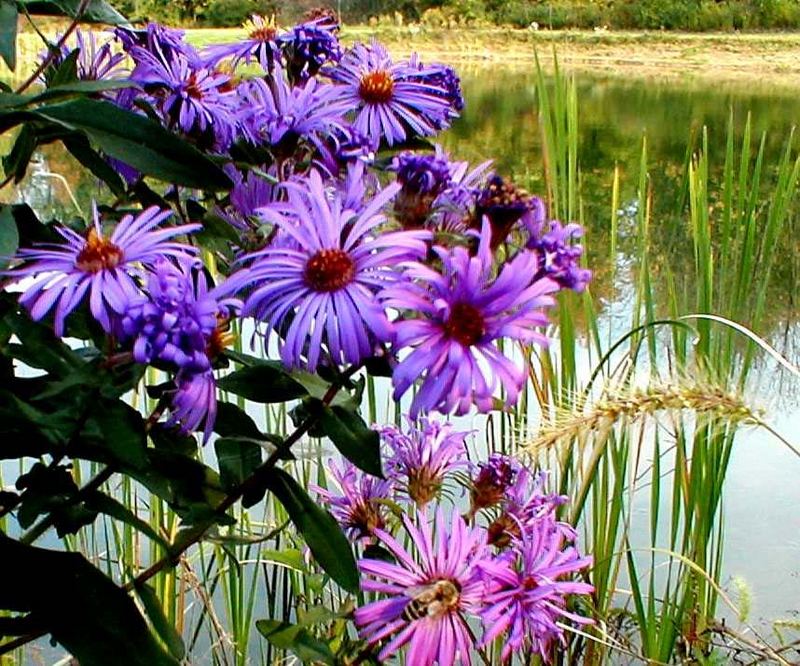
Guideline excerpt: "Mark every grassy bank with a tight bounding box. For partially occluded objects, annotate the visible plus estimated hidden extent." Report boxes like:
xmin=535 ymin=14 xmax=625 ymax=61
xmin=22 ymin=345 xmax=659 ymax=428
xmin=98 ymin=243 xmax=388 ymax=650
xmin=191 ymin=26 xmax=800 ymax=86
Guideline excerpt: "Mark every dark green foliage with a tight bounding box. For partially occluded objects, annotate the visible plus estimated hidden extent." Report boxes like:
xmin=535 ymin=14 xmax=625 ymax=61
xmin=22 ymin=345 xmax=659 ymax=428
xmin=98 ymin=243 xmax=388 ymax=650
xmin=202 ymin=0 xmax=276 ymax=26
xmin=261 ymin=468 xmax=360 ymax=593
xmin=0 ymin=533 xmax=178 ymax=665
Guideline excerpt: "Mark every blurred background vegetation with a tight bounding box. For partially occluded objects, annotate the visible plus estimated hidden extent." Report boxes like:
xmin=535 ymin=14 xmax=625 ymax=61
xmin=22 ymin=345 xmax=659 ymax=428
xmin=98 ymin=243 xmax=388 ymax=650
xmin=112 ymin=0 xmax=800 ymax=32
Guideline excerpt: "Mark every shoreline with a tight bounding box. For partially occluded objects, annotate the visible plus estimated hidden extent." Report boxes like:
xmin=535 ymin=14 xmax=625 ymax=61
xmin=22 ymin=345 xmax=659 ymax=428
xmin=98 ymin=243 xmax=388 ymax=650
xmin=335 ymin=27 xmax=800 ymax=88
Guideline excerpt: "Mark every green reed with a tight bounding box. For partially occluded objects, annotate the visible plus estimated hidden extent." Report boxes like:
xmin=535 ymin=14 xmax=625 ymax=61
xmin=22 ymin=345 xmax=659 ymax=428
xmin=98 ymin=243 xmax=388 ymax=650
xmin=526 ymin=50 xmax=799 ymax=664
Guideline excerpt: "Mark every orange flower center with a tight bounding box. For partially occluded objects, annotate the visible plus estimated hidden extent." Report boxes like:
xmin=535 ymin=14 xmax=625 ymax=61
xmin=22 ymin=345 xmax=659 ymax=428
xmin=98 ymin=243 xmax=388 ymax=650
xmin=358 ymin=70 xmax=394 ymax=104
xmin=75 ymin=227 xmax=124 ymax=273
xmin=304 ymin=249 xmax=355 ymax=292
xmin=443 ymin=302 xmax=485 ymax=347
xmin=206 ymin=316 xmax=235 ymax=359
xmin=249 ymin=25 xmax=277 ymax=41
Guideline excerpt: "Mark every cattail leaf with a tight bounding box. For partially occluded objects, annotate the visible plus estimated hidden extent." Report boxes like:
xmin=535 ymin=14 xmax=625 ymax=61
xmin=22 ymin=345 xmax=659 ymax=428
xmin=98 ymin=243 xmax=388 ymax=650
xmin=83 ymin=491 xmax=170 ymax=550
xmin=263 ymin=468 xmax=359 ymax=593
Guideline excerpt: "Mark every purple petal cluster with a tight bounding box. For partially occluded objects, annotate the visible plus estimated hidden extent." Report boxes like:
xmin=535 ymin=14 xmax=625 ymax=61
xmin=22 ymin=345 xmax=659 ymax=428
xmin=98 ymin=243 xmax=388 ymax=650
xmin=119 ymin=258 xmax=241 ymax=441
xmin=235 ymin=170 xmax=430 ymax=371
xmin=279 ymin=21 xmax=342 ymax=83
xmin=479 ymin=516 xmax=594 ymax=660
xmin=121 ymin=25 xmax=238 ymax=150
xmin=525 ymin=203 xmax=593 ymax=292
xmin=46 ymin=29 xmax=126 ymax=83
xmin=382 ymin=219 xmax=559 ymax=417
xmin=6 ymin=206 xmax=198 ymax=336
xmin=237 ymin=73 xmax=350 ymax=153
xmin=203 ymin=15 xmax=281 ymax=71
xmin=379 ymin=417 xmax=469 ymax=507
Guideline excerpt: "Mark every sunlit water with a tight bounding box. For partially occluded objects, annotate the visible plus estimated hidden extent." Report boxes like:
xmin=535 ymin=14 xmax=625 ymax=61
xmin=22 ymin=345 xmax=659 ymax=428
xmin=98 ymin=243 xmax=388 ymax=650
xmin=4 ymin=67 xmax=800 ymax=655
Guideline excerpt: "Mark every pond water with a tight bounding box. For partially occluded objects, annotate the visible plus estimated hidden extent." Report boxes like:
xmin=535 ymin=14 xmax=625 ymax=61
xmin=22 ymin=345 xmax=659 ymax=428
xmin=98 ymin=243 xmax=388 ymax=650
xmin=5 ymin=66 xmax=800 ymax=649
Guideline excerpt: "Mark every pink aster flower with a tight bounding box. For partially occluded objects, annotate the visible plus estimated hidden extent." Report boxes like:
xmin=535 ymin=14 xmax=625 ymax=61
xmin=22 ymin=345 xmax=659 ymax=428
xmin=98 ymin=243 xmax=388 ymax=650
xmin=382 ymin=219 xmax=559 ymax=418
xmin=478 ymin=515 xmax=594 ymax=661
xmin=354 ymin=509 xmax=490 ymax=665
xmin=311 ymin=458 xmax=394 ymax=541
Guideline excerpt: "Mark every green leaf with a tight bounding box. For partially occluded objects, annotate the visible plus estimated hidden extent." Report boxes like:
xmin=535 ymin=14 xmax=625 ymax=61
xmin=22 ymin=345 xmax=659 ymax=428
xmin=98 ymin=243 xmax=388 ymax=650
xmin=0 ymin=533 xmax=178 ymax=666
xmin=86 ymin=399 xmax=148 ymax=470
xmin=214 ymin=437 xmax=262 ymax=491
xmin=20 ymin=0 xmax=128 ymax=24
xmin=135 ymin=584 xmax=186 ymax=661
xmin=263 ymin=468 xmax=359 ymax=593
xmin=0 ymin=0 xmax=17 ymax=71
xmin=84 ymin=491 xmax=170 ymax=550
xmin=31 ymin=79 xmax=136 ymax=103
xmin=255 ymin=619 xmax=335 ymax=665
xmin=31 ymin=98 xmax=231 ymax=189
xmin=213 ymin=401 xmax=265 ymax=441
xmin=217 ymin=363 xmax=307 ymax=403
xmin=0 ymin=205 xmax=19 ymax=267
xmin=62 ymin=134 xmax=126 ymax=197
xmin=317 ymin=404 xmax=383 ymax=478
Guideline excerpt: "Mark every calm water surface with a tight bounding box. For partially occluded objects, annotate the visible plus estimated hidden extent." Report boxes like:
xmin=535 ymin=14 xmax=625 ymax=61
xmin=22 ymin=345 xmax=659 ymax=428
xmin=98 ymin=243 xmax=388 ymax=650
xmin=6 ymin=68 xmax=800 ymax=642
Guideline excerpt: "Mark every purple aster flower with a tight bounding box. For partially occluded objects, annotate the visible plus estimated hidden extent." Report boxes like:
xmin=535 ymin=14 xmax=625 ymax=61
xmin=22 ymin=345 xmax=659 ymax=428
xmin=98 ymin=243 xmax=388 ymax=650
xmin=128 ymin=46 xmax=238 ymax=150
xmin=325 ymin=41 xmax=451 ymax=148
xmin=390 ymin=150 xmax=453 ymax=229
xmin=115 ymin=23 xmax=189 ymax=65
xmin=236 ymin=170 xmax=430 ymax=371
xmin=203 ymin=15 xmax=280 ymax=71
xmin=524 ymin=201 xmax=593 ymax=292
xmin=120 ymin=257 xmax=240 ymax=374
xmin=6 ymin=206 xmax=199 ymax=336
xmin=312 ymin=123 xmax=375 ymax=177
xmin=382 ymin=220 xmax=559 ymax=418
xmin=45 ymin=29 xmax=126 ymax=83
xmin=354 ymin=509 xmax=490 ymax=664
xmin=469 ymin=453 xmax=521 ymax=515
xmin=379 ymin=417 xmax=469 ymax=507
xmin=486 ymin=466 xmax=572 ymax=548
xmin=478 ymin=516 xmax=593 ymax=661
xmin=237 ymin=72 xmax=350 ymax=155
xmin=278 ymin=21 xmax=342 ymax=83
xmin=311 ymin=459 xmax=394 ymax=541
